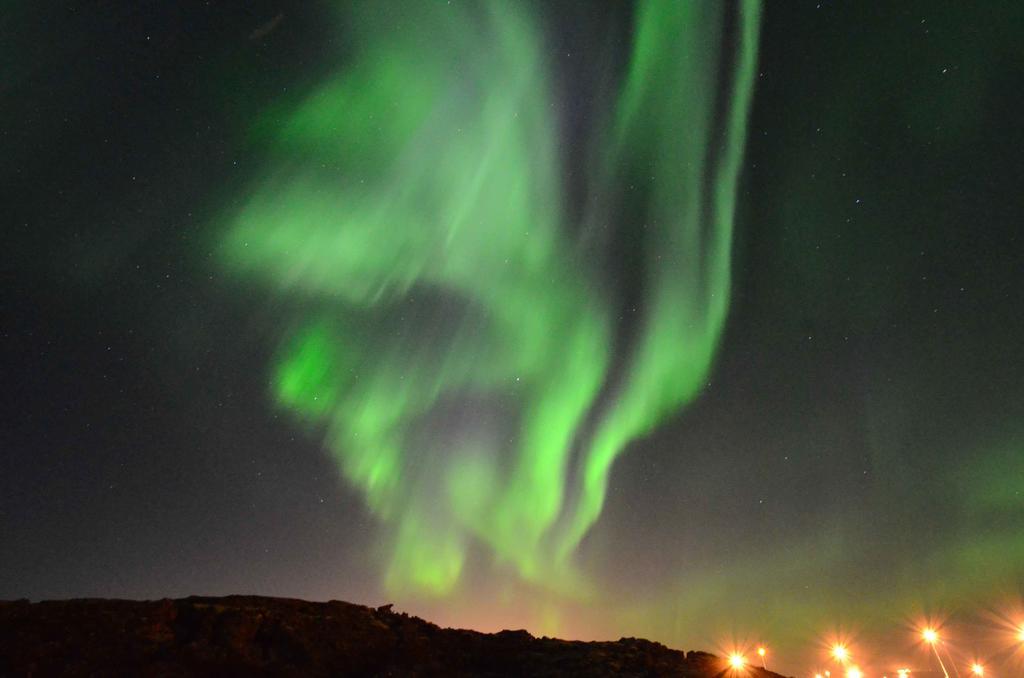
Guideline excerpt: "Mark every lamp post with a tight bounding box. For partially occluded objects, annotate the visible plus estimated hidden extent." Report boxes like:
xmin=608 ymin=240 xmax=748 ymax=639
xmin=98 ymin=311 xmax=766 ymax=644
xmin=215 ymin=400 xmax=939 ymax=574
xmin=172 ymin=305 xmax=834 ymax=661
xmin=922 ymin=629 xmax=950 ymax=678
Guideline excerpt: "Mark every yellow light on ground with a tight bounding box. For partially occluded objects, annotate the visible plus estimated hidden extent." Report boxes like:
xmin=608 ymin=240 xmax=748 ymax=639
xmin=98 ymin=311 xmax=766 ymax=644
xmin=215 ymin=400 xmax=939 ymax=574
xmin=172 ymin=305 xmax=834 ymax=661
xmin=896 ymin=669 xmax=910 ymax=677
xmin=815 ymin=674 xmax=823 ymax=678
xmin=846 ymin=668 xmax=862 ymax=678
xmin=971 ymin=662 xmax=984 ymax=675
xmin=729 ymin=654 xmax=745 ymax=670
xmin=831 ymin=644 xmax=849 ymax=662
xmin=922 ymin=628 xmax=938 ymax=644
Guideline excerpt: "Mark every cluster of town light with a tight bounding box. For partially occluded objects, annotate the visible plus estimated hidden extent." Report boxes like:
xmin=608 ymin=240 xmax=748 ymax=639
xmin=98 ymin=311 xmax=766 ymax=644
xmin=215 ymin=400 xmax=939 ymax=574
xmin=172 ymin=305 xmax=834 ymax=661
xmin=722 ymin=623 xmax=1024 ymax=677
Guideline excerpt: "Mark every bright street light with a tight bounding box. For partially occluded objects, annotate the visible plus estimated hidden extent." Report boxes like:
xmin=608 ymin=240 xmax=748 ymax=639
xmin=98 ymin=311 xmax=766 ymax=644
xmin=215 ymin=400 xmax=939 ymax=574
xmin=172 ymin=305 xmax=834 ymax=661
xmin=920 ymin=627 xmax=949 ymax=678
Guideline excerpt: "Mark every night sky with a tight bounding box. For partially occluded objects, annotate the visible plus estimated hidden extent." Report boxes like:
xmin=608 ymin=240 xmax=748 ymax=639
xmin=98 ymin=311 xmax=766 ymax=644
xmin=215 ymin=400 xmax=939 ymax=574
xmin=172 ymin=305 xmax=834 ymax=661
xmin=3 ymin=2 xmax=1023 ymax=675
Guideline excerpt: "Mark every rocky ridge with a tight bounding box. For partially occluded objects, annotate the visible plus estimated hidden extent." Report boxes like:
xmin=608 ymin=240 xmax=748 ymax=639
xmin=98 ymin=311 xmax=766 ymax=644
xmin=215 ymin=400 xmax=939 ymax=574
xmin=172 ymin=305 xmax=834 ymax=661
xmin=0 ymin=595 xmax=791 ymax=677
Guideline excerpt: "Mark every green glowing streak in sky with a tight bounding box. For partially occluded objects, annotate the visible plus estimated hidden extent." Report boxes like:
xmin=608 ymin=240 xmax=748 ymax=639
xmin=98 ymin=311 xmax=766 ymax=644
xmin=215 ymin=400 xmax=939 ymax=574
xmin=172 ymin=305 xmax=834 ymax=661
xmin=555 ymin=0 xmax=763 ymax=562
xmin=218 ymin=0 xmax=761 ymax=596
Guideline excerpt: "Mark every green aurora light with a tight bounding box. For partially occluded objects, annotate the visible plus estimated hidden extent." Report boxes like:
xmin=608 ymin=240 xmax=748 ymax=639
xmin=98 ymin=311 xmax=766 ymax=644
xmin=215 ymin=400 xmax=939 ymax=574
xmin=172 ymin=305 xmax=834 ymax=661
xmin=218 ymin=0 xmax=762 ymax=597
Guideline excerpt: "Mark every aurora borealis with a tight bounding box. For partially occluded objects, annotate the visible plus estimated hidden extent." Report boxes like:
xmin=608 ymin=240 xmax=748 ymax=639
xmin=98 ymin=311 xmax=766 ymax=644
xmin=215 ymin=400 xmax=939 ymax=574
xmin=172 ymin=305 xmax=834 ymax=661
xmin=219 ymin=0 xmax=760 ymax=596
xmin=4 ymin=1 xmax=1024 ymax=675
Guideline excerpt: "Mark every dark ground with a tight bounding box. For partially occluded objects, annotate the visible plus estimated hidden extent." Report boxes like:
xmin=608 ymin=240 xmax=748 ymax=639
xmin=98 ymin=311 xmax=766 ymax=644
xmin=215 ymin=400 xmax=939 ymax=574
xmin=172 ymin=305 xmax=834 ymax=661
xmin=0 ymin=595 xmax=790 ymax=677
